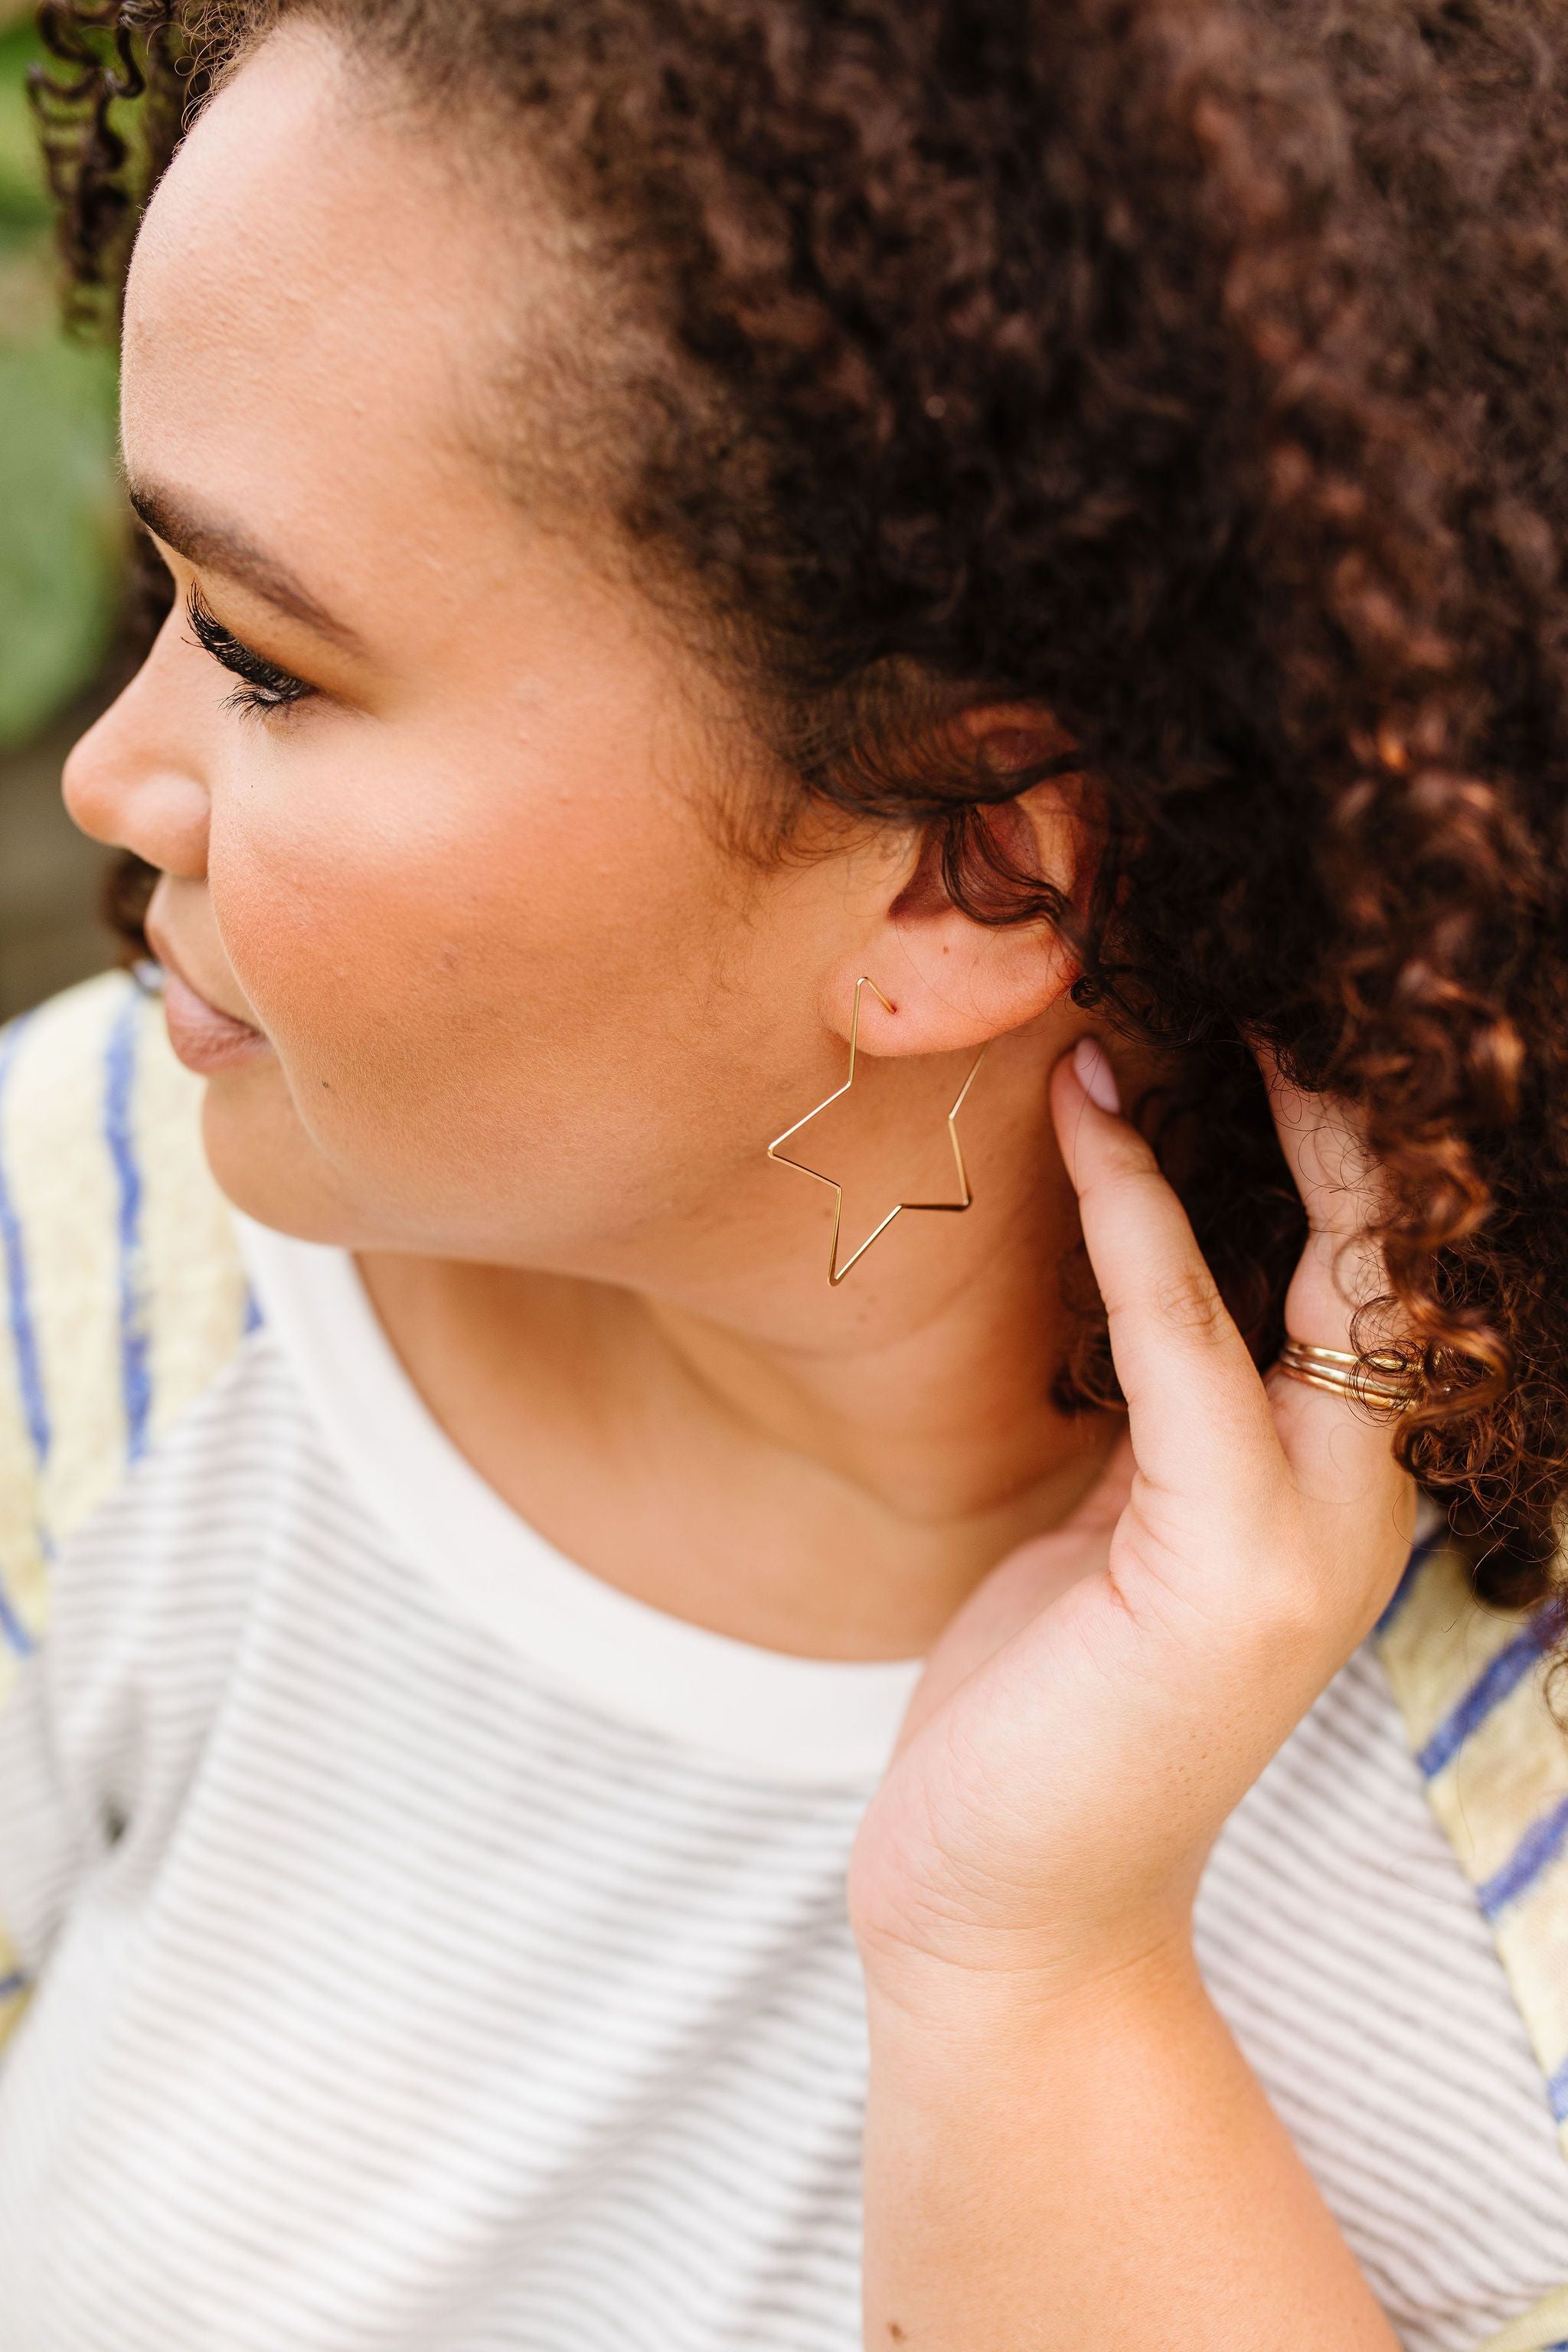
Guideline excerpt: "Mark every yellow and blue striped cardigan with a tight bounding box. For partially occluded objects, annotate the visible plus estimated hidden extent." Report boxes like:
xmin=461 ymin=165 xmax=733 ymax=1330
xmin=0 ymin=970 xmax=1564 ymax=2350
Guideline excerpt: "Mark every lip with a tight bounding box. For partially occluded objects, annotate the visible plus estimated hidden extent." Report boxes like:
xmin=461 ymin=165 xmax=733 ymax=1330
xmin=146 ymin=926 xmax=272 ymax=1077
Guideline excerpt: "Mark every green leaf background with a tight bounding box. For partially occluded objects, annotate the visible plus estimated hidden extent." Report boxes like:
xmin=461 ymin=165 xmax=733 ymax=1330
xmin=0 ymin=11 xmax=123 ymax=753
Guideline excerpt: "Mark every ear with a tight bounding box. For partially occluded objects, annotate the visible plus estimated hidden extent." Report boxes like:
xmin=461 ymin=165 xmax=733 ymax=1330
xmin=824 ymin=710 xmax=1089 ymax=1057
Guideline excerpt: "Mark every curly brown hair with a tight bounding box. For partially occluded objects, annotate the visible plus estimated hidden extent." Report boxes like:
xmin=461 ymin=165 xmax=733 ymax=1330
xmin=33 ymin=0 xmax=1568 ymax=1621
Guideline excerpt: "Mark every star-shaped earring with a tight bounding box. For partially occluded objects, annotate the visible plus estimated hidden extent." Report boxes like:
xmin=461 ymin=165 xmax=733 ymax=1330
xmin=766 ymin=976 xmax=988 ymax=1285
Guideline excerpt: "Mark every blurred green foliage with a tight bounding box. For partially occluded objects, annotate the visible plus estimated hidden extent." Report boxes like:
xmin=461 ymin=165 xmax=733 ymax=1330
xmin=0 ymin=9 xmax=122 ymax=752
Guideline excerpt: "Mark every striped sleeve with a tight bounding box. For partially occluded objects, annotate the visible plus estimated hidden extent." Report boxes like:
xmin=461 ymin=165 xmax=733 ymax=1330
xmin=0 ymin=972 xmax=250 ymax=2045
xmin=1379 ymin=1540 xmax=1568 ymax=2352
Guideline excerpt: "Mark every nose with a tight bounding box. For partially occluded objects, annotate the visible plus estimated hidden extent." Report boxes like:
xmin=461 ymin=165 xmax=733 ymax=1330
xmin=63 ymin=606 xmax=210 ymax=880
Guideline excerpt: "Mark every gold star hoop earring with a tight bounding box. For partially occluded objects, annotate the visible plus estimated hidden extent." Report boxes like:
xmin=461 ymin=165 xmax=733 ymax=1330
xmin=766 ymin=976 xmax=988 ymax=1286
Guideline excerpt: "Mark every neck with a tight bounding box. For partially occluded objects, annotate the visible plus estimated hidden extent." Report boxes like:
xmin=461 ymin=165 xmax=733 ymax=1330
xmin=359 ymin=1029 xmax=1116 ymax=1660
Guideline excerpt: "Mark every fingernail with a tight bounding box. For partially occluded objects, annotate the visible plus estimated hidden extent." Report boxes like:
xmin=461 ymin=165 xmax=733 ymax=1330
xmin=1073 ymin=1036 xmax=1121 ymax=1116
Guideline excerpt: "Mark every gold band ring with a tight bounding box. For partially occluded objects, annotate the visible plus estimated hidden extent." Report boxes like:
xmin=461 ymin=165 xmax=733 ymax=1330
xmin=1276 ymin=1337 xmax=1416 ymax=1411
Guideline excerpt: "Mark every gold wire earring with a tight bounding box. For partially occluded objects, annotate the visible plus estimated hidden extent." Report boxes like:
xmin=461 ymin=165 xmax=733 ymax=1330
xmin=766 ymin=975 xmax=988 ymax=1286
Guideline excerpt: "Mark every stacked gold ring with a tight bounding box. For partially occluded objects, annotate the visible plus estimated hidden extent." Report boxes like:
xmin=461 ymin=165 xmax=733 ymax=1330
xmin=1276 ymin=1338 xmax=1416 ymax=1411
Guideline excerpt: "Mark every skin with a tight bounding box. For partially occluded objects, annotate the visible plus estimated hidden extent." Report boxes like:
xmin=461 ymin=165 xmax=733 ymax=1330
xmin=68 ymin=26 xmax=1112 ymax=1661
xmin=64 ymin=22 xmax=1417 ymax=2347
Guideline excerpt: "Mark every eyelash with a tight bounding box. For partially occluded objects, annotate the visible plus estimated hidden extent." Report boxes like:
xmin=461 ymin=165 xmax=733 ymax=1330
xmin=185 ymin=586 xmax=316 ymax=717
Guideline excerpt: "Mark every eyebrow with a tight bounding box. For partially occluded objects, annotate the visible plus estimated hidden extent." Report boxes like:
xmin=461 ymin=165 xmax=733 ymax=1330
xmin=125 ymin=477 xmax=365 ymax=653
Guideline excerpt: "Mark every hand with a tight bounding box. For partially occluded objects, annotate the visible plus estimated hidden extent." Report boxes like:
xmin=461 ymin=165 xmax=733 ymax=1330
xmin=849 ymin=1038 xmax=1419 ymax=2010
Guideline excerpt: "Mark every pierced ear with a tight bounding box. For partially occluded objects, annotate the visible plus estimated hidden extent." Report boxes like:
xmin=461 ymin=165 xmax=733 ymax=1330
xmin=828 ymin=711 xmax=1091 ymax=1059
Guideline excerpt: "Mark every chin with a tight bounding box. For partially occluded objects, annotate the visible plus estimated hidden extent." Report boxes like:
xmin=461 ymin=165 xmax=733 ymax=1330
xmin=198 ymin=1067 xmax=375 ymax=1249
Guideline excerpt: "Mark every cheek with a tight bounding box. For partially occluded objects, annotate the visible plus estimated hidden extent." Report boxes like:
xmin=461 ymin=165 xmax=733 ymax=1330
xmin=202 ymin=723 xmax=720 ymax=1243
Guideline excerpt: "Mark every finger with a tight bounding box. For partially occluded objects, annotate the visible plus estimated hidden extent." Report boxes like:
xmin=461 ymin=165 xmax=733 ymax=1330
xmin=1260 ymin=1055 xmax=1403 ymax=1343
xmin=1263 ymin=1055 xmax=1390 ymax=1319
xmin=1050 ymin=1040 xmax=1280 ymax=1506
xmin=1259 ymin=1057 xmax=1415 ymax=1554
xmin=1263 ymin=1054 xmax=1385 ymax=1238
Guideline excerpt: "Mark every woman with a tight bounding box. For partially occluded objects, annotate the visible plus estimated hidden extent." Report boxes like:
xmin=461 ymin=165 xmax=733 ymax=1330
xmin=0 ymin=0 xmax=1565 ymax=2343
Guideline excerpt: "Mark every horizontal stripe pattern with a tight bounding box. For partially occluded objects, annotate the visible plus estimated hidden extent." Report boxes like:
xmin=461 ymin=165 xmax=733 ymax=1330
xmin=0 ymin=970 xmax=1565 ymax=2350
xmin=1197 ymin=1649 xmax=1568 ymax=2352
xmin=0 ymin=1338 xmax=1559 ymax=2350
xmin=1374 ymin=1519 xmax=1568 ymax=2259
xmin=0 ymin=1344 xmax=871 ymax=2352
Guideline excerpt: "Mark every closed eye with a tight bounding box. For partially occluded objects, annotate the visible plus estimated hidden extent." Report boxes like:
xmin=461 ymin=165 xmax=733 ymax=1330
xmin=185 ymin=584 xmax=317 ymax=716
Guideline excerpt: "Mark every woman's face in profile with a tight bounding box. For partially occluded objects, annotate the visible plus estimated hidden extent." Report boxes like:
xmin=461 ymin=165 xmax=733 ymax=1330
xmin=65 ymin=24 xmax=956 ymax=1292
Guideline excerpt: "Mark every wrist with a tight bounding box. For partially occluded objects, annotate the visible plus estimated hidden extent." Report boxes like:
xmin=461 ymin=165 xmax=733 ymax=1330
xmin=860 ymin=1921 xmax=1203 ymax=2054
